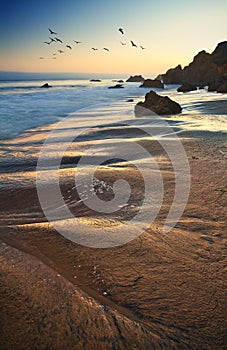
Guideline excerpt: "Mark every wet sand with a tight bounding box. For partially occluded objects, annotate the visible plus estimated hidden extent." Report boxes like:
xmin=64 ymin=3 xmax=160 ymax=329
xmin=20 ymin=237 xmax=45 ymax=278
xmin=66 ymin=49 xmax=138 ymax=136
xmin=0 ymin=124 xmax=227 ymax=349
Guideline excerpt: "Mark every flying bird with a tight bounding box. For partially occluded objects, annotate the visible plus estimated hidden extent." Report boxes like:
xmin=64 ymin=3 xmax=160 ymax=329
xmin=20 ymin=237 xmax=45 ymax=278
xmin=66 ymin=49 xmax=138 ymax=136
xmin=119 ymin=28 xmax=124 ymax=35
xmin=74 ymin=40 xmax=82 ymax=44
xmin=55 ymin=37 xmax=63 ymax=43
xmin=48 ymin=28 xmax=57 ymax=35
xmin=39 ymin=57 xmax=44 ymax=59
xmin=140 ymin=46 xmax=146 ymax=50
xmin=131 ymin=40 xmax=137 ymax=47
xmin=44 ymin=41 xmax=51 ymax=45
xmin=92 ymin=48 xmax=98 ymax=51
xmin=103 ymin=48 xmax=110 ymax=51
xmin=49 ymin=37 xmax=56 ymax=43
xmin=120 ymin=42 xmax=126 ymax=45
xmin=58 ymin=49 xmax=64 ymax=53
xmin=66 ymin=45 xmax=72 ymax=49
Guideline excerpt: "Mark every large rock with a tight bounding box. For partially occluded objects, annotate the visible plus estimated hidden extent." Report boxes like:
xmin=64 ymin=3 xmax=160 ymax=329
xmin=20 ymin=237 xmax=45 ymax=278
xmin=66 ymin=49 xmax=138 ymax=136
xmin=135 ymin=90 xmax=182 ymax=116
xmin=207 ymin=80 xmax=227 ymax=93
xmin=140 ymin=79 xmax=164 ymax=89
xmin=126 ymin=75 xmax=145 ymax=82
xmin=183 ymin=50 xmax=219 ymax=85
xmin=161 ymin=65 xmax=183 ymax=84
xmin=157 ymin=41 xmax=227 ymax=90
xmin=177 ymin=82 xmax=197 ymax=92
xmin=217 ymin=82 xmax=227 ymax=93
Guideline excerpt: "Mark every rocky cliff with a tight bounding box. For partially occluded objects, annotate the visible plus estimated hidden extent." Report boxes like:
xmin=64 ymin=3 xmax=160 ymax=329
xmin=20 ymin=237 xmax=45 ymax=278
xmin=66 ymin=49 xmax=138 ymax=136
xmin=158 ymin=41 xmax=227 ymax=90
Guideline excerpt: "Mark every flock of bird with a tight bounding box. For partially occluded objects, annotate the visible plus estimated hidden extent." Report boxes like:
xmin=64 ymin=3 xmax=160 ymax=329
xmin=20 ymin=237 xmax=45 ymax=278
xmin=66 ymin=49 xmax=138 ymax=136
xmin=39 ymin=27 xmax=146 ymax=59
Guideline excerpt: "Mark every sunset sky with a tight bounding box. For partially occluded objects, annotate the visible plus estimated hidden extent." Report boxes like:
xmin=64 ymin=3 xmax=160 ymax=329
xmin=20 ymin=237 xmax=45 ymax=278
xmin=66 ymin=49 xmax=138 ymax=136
xmin=0 ymin=0 xmax=226 ymax=76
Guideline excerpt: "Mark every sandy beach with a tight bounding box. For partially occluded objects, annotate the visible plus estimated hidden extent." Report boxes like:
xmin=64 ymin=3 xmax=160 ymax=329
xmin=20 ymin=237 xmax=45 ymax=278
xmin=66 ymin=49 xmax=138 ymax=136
xmin=0 ymin=113 xmax=226 ymax=349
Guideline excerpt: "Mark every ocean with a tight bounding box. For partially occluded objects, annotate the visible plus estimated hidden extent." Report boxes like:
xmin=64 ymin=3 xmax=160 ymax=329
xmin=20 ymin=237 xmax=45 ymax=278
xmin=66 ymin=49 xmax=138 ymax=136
xmin=0 ymin=78 xmax=226 ymax=141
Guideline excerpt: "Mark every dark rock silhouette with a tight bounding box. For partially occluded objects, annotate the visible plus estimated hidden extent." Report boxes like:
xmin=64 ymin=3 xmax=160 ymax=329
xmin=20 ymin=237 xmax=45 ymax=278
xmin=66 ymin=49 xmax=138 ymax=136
xmin=126 ymin=75 xmax=145 ymax=82
xmin=135 ymin=90 xmax=182 ymax=116
xmin=160 ymin=65 xmax=183 ymax=84
xmin=108 ymin=84 xmax=124 ymax=89
xmin=217 ymin=82 xmax=227 ymax=93
xmin=126 ymin=99 xmax=134 ymax=102
xmin=41 ymin=83 xmax=52 ymax=88
xmin=177 ymin=82 xmax=197 ymax=92
xmin=140 ymin=79 xmax=164 ymax=89
xmin=90 ymin=79 xmax=101 ymax=82
xmin=157 ymin=41 xmax=227 ymax=92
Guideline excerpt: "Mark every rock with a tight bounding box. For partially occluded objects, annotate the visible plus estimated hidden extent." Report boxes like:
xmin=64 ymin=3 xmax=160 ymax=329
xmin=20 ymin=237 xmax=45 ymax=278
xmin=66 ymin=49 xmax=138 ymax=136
xmin=161 ymin=65 xmax=183 ymax=84
xmin=90 ymin=79 xmax=101 ymax=82
xmin=177 ymin=82 xmax=197 ymax=92
xmin=183 ymin=50 xmax=219 ymax=86
xmin=139 ymin=79 xmax=164 ymax=89
xmin=208 ymin=81 xmax=219 ymax=92
xmin=217 ymin=82 xmax=227 ymax=93
xmin=126 ymin=99 xmax=134 ymax=102
xmin=207 ymin=80 xmax=227 ymax=92
xmin=135 ymin=90 xmax=182 ymax=116
xmin=126 ymin=75 xmax=145 ymax=82
xmin=108 ymin=84 xmax=124 ymax=89
xmin=154 ymin=74 xmax=163 ymax=82
xmin=156 ymin=41 xmax=227 ymax=89
xmin=117 ymin=80 xmax=124 ymax=83
xmin=41 ymin=83 xmax=52 ymax=88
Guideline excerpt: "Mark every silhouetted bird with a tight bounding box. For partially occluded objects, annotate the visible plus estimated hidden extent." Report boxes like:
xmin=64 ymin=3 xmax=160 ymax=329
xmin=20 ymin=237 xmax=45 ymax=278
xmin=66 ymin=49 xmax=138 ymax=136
xmin=131 ymin=41 xmax=137 ymax=47
xmin=52 ymin=57 xmax=57 ymax=59
xmin=48 ymin=28 xmax=57 ymax=35
xmin=39 ymin=57 xmax=44 ymax=59
xmin=120 ymin=42 xmax=126 ymax=45
xmin=119 ymin=28 xmax=124 ymax=35
xmin=53 ymin=53 xmax=57 ymax=56
xmin=55 ymin=37 xmax=63 ymax=43
xmin=92 ymin=48 xmax=98 ymax=51
xmin=66 ymin=45 xmax=72 ymax=49
xmin=103 ymin=48 xmax=110 ymax=51
xmin=140 ymin=46 xmax=146 ymax=50
xmin=74 ymin=41 xmax=82 ymax=44
xmin=58 ymin=50 xmax=64 ymax=53
xmin=49 ymin=37 xmax=56 ymax=43
xmin=44 ymin=41 xmax=51 ymax=45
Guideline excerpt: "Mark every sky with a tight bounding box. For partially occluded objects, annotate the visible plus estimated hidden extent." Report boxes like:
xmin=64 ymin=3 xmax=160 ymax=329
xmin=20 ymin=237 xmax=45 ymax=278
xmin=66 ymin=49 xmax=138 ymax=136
xmin=0 ymin=0 xmax=226 ymax=76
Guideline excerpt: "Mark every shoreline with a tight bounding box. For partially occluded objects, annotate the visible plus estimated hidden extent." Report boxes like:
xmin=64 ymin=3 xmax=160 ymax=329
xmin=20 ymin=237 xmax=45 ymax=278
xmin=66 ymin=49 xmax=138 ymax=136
xmin=0 ymin=109 xmax=226 ymax=348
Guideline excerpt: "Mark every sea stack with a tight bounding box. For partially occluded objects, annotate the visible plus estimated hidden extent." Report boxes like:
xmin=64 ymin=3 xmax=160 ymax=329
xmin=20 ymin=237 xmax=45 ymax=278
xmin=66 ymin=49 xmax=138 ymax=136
xmin=135 ymin=90 xmax=182 ymax=116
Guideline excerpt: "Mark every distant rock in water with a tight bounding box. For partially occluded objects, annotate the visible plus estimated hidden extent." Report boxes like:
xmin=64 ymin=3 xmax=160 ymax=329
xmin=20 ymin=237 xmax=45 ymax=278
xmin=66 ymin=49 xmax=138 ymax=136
xmin=140 ymin=79 xmax=164 ymax=89
xmin=177 ymin=82 xmax=197 ymax=92
xmin=135 ymin=90 xmax=182 ymax=116
xmin=41 ymin=83 xmax=52 ymax=88
xmin=126 ymin=75 xmax=145 ymax=82
xmin=126 ymin=99 xmax=134 ymax=102
xmin=90 ymin=79 xmax=101 ymax=82
xmin=157 ymin=41 xmax=227 ymax=91
xmin=108 ymin=84 xmax=124 ymax=89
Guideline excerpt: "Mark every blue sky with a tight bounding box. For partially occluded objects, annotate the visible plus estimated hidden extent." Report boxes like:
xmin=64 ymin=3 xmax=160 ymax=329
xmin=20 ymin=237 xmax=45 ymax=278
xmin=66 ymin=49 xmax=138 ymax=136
xmin=0 ymin=0 xmax=226 ymax=74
